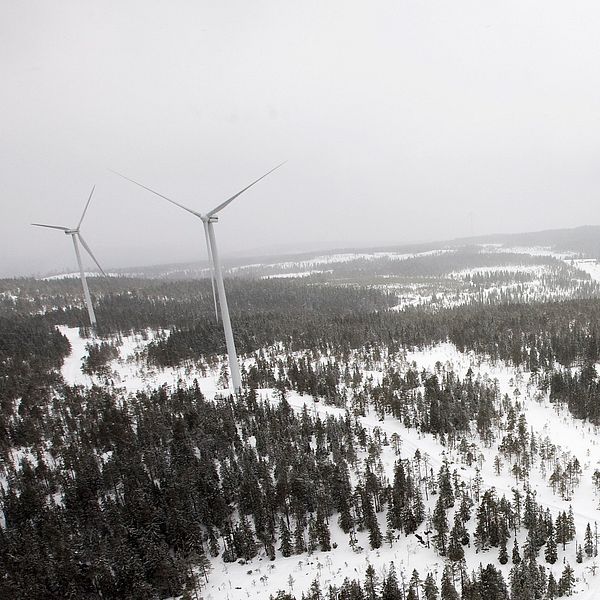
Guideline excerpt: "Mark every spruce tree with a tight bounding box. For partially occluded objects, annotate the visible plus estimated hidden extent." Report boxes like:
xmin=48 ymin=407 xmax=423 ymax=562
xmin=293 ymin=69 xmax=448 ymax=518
xmin=365 ymin=564 xmax=379 ymax=600
xmin=447 ymin=523 xmax=464 ymax=563
xmin=498 ymin=537 xmax=509 ymax=565
xmin=316 ymin=511 xmax=331 ymax=552
xmin=438 ymin=461 xmax=455 ymax=508
xmin=546 ymin=572 xmax=557 ymax=599
xmin=479 ymin=564 xmax=509 ymax=600
xmin=279 ymin=518 xmax=292 ymax=557
xmin=307 ymin=515 xmax=318 ymax=554
xmin=566 ymin=506 xmax=576 ymax=543
xmin=381 ymin=563 xmax=402 ymax=600
xmin=584 ymin=522 xmax=594 ymax=557
xmin=512 ymin=539 xmax=521 ymax=565
xmin=409 ymin=570 xmax=421 ymax=599
xmin=422 ymin=572 xmax=439 ymax=600
xmin=557 ymin=563 xmax=575 ymax=597
xmin=432 ymin=495 xmax=449 ymax=555
xmin=294 ymin=518 xmax=306 ymax=554
xmin=544 ymin=530 xmax=557 ymax=564
xmin=440 ymin=566 xmax=459 ymax=600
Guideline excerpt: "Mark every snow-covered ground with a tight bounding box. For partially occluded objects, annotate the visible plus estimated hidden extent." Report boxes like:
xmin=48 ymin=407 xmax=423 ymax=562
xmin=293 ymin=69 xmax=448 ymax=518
xmin=449 ymin=264 xmax=550 ymax=278
xmin=58 ymin=328 xmax=600 ymax=599
xmin=573 ymin=259 xmax=600 ymax=282
xmin=262 ymin=270 xmax=332 ymax=279
xmin=232 ymin=249 xmax=455 ymax=275
xmin=43 ymin=271 xmax=117 ymax=280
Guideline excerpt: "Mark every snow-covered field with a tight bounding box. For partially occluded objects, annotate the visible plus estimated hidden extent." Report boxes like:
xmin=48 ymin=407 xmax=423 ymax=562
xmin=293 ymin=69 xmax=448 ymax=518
xmin=573 ymin=259 xmax=600 ymax=282
xmin=59 ymin=327 xmax=600 ymax=599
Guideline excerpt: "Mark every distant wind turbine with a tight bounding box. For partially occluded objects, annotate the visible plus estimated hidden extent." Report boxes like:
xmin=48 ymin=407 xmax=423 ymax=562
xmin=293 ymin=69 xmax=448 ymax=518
xmin=32 ymin=186 xmax=106 ymax=328
xmin=112 ymin=163 xmax=285 ymax=393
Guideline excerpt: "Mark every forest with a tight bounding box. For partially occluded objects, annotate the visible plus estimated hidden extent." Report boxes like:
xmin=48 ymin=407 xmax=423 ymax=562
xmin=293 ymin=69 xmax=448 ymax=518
xmin=1 ymin=267 xmax=600 ymax=599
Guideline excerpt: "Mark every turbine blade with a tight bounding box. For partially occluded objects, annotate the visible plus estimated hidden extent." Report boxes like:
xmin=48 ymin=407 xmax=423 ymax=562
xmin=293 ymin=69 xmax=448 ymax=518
xmin=110 ymin=169 xmax=203 ymax=218
xmin=77 ymin=233 xmax=106 ymax=276
xmin=203 ymin=221 xmax=219 ymax=321
xmin=77 ymin=185 xmax=96 ymax=230
xmin=206 ymin=161 xmax=286 ymax=217
xmin=31 ymin=223 xmax=70 ymax=231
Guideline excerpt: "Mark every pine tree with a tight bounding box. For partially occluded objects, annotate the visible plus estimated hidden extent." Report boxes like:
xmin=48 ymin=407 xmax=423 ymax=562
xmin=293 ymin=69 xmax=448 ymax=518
xmin=422 ymin=572 xmax=438 ymax=600
xmin=308 ymin=578 xmax=323 ymax=600
xmin=381 ymin=563 xmax=402 ymax=600
xmin=524 ymin=528 xmax=538 ymax=561
xmin=557 ymin=563 xmax=575 ymax=597
xmin=432 ymin=495 xmax=449 ymax=556
xmin=546 ymin=572 xmax=557 ymax=599
xmin=556 ymin=512 xmax=567 ymax=550
xmin=316 ymin=511 xmax=331 ymax=552
xmin=440 ymin=566 xmax=459 ymax=600
xmin=459 ymin=492 xmax=472 ymax=523
xmin=479 ymin=564 xmax=509 ymax=600
xmin=545 ymin=529 xmax=557 ymax=564
xmin=294 ymin=518 xmax=306 ymax=554
xmin=447 ymin=523 xmax=464 ymax=563
xmin=512 ymin=539 xmax=521 ymax=565
xmin=498 ymin=537 xmax=509 ymax=565
xmin=438 ymin=461 xmax=455 ymax=508
xmin=279 ymin=518 xmax=292 ymax=557
xmin=567 ymin=506 xmax=576 ymax=542
xmin=365 ymin=564 xmax=379 ymax=600
xmin=362 ymin=494 xmax=382 ymax=550
xmin=584 ymin=522 xmax=594 ymax=558
xmin=408 ymin=570 xmax=421 ymax=600
xmin=307 ymin=514 xmax=318 ymax=554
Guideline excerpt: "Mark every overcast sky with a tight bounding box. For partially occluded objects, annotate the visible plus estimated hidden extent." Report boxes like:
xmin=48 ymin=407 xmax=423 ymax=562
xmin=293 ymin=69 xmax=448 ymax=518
xmin=2 ymin=1 xmax=600 ymax=276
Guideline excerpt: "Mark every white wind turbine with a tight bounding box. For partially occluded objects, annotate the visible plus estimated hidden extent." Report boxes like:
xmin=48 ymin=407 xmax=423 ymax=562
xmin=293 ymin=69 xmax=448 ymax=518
xmin=32 ymin=186 xmax=106 ymax=328
xmin=112 ymin=164 xmax=285 ymax=393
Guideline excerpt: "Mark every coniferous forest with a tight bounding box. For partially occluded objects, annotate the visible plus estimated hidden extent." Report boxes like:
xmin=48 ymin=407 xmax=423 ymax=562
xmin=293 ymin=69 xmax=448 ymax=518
xmin=3 ymin=248 xmax=600 ymax=599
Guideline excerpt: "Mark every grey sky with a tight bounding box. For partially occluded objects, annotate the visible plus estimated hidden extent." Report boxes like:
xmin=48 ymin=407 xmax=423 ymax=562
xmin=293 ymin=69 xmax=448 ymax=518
xmin=2 ymin=1 xmax=600 ymax=276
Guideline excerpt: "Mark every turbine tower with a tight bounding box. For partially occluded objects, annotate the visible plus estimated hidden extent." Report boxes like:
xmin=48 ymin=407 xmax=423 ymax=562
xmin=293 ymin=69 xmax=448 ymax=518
xmin=113 ymin=164 xmax=284 ymax=393
xmin=32 ymin=186 xmax=106 ymax=328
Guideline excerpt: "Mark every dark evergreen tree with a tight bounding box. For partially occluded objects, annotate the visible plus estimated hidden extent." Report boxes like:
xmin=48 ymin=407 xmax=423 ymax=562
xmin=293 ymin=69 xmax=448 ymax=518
xmin=422 ymin=572 xmax=438 ymax=600
xmin=584 ymin=522 xmax=594 ymax=558
xmin=433 ymin=495 xmax=449 ymax=556
xmin=498 ymin=537 xmax=509 ymax=565
xmin=557 ymin=563 xmax=575 ymax=597
xmin=381 ymin=563 xmax=402 ymax=600
xmin=512 ymin=539 xmax=521 ymax=565
xmin=279 ymin=518 xmax=293 ymax=557
xmin=545 ymin=529 xmax=557 ymax=565
xmin=440 ymin=566 xmax=459 ymax=600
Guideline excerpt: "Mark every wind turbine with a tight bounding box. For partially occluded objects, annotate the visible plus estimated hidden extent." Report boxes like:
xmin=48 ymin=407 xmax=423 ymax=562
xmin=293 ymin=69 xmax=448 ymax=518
xmin=112 ymin=163 xmax=285 ymax=393
xmin=32 ymin=186 xmax=106 ymax=328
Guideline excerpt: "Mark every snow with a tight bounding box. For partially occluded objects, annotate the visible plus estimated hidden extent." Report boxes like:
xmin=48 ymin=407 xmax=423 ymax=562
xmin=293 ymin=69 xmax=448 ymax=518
xmin=231 ymin=249 xmax=455 ymax=275
xmin=43 ymin=271 xmax=114 ymax=280
xmin=449 ymin=264 xmax=550 ymax=278
xmin=572 ymin=259 xmax=600 ymax=282
xmin=262 ymin=270 xmax=331 ymax=279
xmin=490 ymin=246 xmax=578 ymax=260
xmin=58 ymin=326 xmax=225 ymax=397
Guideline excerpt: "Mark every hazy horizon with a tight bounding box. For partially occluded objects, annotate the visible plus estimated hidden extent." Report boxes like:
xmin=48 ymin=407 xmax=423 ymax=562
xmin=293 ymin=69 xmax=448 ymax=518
xmin=3 ymin=1 xmax=600 ymax=277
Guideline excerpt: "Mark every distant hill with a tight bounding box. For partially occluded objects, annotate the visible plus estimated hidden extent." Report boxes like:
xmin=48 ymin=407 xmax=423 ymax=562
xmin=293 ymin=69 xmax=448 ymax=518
xmin=81 ymin=225 xmax=600 ymax=279
xmin=452 ymin=225 xmax=600 ymax=256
